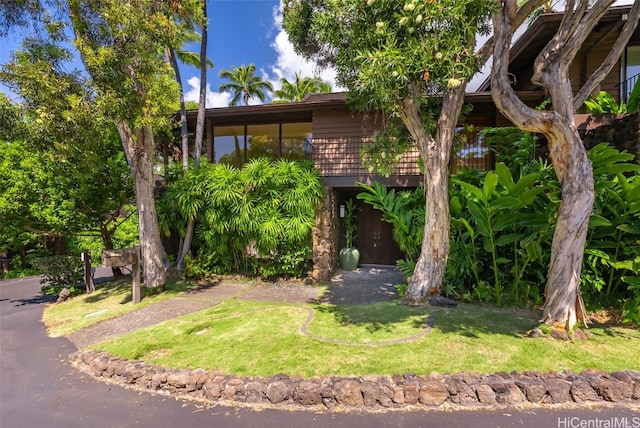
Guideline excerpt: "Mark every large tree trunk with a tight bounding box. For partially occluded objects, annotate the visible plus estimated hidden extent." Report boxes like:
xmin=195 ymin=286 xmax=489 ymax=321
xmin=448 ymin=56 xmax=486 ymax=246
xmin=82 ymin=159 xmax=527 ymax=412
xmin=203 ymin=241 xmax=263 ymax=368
xmin=490 ymin=0 xmax=612 ymax=330
xmin=401 ymin=83 xmax=466 ymax=303
xmin=117 ymin=122 xmax=167 ymax=288
xmin=542 ymin=127 xmax=593 ymax=329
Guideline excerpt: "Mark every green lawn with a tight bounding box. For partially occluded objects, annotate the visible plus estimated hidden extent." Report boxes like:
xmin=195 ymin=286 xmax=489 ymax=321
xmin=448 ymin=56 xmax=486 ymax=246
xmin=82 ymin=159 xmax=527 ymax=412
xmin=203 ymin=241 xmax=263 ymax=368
xmin=42 ymin=278 xmax=198 ymax=337
xmin=80 ymin=298 xmax=640 ymax=378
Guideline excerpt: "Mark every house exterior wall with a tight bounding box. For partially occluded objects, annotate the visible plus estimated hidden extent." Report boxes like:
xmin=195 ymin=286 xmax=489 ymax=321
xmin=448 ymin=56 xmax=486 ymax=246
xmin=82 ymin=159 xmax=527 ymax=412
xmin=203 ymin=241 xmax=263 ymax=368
xmin=311 ymin=108 xmax=422 ymax=178
xmin=570 ymin=30 xmax=622 ymax=102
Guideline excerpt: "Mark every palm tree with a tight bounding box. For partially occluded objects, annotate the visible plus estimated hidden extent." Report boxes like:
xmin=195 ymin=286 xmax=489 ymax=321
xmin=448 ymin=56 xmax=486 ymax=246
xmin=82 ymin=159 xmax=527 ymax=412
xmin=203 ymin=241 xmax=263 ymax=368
xmin=175 ymin=1 xmax=210 ymax=271
xmin=272 ymin=72 xmax=332 ymax=103
xmin=218 ymin=64 xmax=273 ymax=106
xmin=167 ymin=30 xmax=213 ymax=170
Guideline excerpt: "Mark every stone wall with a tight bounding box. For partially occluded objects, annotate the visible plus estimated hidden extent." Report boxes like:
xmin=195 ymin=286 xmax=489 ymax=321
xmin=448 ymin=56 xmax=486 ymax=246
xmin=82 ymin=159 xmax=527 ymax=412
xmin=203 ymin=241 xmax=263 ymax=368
xmin=70 ymin=350 xmax=640 ymax=411
xmin=580 ymin=113 xmax=640 ymax=162
xmin=312 ymin=187 xmax=339 ymax=281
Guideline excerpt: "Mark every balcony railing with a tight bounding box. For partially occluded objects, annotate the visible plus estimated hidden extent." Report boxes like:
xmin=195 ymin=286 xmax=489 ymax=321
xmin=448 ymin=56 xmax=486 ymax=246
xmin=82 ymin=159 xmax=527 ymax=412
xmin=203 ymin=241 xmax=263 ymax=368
xmin=311 ymin=137 xmax=421 ymax=177
xmin=618 ymin=72 xmax=640 ymax=103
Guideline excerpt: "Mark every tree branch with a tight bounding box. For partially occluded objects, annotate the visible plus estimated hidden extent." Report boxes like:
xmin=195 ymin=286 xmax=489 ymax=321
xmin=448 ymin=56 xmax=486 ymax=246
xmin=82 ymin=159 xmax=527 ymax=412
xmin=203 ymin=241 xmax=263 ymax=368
xmin=476 ymin=0 xmax=549 ymax=64
xmin=491 ymin=0 xmax=551 ymax=133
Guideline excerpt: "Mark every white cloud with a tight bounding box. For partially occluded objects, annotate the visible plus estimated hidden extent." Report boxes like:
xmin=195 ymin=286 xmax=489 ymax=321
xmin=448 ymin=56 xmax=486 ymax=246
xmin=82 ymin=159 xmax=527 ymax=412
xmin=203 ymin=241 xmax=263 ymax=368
xmin=268 ymin=2 xmax=343 ymax=92
xmin=184 ymin=76 xmax=232 ymax=108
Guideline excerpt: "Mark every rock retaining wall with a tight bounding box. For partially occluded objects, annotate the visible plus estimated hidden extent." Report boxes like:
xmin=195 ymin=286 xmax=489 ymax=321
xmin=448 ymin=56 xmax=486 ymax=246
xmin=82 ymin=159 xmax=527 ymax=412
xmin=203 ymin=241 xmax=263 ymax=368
xmin=70 ymin=350 xmax=640 ymax=411
xmin=579 ymin=113 xmax=640 ymax=162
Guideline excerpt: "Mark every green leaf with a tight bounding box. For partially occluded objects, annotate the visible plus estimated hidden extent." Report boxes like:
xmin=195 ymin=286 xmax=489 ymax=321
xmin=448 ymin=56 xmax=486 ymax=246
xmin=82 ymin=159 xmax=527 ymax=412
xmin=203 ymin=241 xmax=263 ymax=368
xmin=617 ymin=224 xmax=640 ymax=235
xmin=621 ymin=276 xmax=640 ymax=287
xmin=519 ymin=187 xmax=544 ymax=206
xmin=594 ymin=164 xmax=640 ymax=175
xmin=489 ymin=196 xmax=521 ymax=210
xmin=492 ymin=213 xmax=523 ymax=231
xmin=524 ymin=240 xmax=542 ymax=261
xmin=495 ymin=233 xmax=521 ymax=246
xmin=589 ymin=215 xmax=612 ymax=227
xmin=454 ymin=179 xmax=484 ymax=202
xmin=494 ymin=163 xmax=515 ymax=192
xmin=483 ymin=171 xmax=498 ymax=199
xmin=513 ymin=173 xmax=540 ymax=195
xmin=468 ymin=200 xmax=490 ymax=237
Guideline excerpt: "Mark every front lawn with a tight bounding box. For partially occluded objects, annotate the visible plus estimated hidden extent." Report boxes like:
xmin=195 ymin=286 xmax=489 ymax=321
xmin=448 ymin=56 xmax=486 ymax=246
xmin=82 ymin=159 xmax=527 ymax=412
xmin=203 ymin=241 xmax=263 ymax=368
xmin=83 ymin=299 xmax=640 ymax=377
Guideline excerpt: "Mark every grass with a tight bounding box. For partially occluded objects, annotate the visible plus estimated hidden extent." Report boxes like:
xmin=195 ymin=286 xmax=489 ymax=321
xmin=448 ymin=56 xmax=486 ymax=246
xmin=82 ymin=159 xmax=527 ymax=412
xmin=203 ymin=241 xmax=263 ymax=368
xmin=42 ymin=278 xmax=198 ymax=337
xmin=73 ymin=296 xmax=640 ymax=378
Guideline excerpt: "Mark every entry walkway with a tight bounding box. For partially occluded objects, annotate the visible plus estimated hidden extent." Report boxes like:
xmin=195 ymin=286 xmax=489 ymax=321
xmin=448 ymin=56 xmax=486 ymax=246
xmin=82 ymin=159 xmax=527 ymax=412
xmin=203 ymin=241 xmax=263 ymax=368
xmin=67 ymin=267 xmax=404 ymax=348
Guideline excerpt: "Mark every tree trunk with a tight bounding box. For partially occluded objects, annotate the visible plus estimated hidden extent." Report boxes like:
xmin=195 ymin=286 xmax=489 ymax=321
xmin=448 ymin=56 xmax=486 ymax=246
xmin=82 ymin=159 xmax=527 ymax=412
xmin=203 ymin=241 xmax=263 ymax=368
xmin=542 ymin=128 xmax=593 ymax=329
xmin=401 ymin=83 xmax=466 ymax=303
xmin=176 ymin=2 xmax=208 ymax=272
xmin=117 ymin=122 xmax=167 ymax=288
xmin=490 ymin=0 xmax=601 ymax=330
xmin=167 ymin=46 xmax=189 ymax=170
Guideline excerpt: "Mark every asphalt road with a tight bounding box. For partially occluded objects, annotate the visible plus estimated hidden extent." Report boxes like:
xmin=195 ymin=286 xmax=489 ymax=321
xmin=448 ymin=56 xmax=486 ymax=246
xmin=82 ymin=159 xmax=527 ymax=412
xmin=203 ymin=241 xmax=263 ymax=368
xmin=1 ymin=273 xmax=639 ymax=428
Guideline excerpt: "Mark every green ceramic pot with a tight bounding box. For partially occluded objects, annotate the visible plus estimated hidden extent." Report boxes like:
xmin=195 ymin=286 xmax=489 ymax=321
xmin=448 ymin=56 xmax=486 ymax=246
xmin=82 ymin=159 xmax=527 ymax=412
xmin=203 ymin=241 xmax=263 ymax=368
xmin=339 ymin=247 xmax=360 ymax=271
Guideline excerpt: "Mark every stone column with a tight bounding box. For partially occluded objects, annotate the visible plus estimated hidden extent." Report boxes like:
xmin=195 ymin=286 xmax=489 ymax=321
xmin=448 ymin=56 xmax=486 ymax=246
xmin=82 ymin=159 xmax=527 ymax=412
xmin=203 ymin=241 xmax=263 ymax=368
xmin=312 ymin=187 xmax=339 ymax=281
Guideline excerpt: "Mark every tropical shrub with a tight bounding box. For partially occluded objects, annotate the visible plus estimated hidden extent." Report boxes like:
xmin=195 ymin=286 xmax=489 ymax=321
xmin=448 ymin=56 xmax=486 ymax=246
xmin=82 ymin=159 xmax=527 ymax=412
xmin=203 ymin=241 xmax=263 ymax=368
xmin=158 ymin=158 xmax=323 ymax=279
xmin=359 ymin=127 xmax=639 ymax=316
xmin=582 ymin=144 xmax=640 ymax=322
xmin=33 ymin=255 xmax=85 ymax=295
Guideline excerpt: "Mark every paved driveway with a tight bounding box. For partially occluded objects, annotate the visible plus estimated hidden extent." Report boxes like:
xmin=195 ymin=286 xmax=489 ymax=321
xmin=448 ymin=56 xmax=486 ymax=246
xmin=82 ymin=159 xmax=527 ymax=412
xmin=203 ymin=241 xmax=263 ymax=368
xmin=1 ymin=273 xmax=638 ymax=427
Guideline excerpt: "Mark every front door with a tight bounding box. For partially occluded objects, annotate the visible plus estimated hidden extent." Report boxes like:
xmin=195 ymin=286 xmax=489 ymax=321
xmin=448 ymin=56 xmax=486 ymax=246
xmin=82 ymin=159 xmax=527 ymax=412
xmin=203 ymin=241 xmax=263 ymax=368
xmin=356 ymin=203 xmax=405 ymax=265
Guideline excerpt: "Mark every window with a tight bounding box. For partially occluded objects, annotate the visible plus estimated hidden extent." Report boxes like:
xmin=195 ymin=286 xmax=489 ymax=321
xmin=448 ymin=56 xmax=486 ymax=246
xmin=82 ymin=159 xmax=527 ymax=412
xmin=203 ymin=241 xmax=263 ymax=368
xmin=247 ymin=124 xmax=280 ymax=161
xmin=622 ymin=45 xmax=640 ymax=102
xmin=214 ymin=125 xmax=245 ymax=167
xmin=281 ymin=122 xmax=312 ymax=161
xmin=212 ymin=122 xmax=313 ymax=165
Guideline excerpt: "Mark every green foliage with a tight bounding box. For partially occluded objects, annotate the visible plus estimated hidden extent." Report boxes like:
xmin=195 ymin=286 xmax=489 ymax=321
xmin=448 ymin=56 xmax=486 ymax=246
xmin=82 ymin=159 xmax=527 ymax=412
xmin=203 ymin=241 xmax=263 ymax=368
xmin=342 ymin=199 xmax=358 ymax=249
xmin=358 ymin=126 xmax=639 ymax=314
xmin=584 ymin=91 xmax=628 ymax=114
xmin=33 ymin=255 xmax=85 ymax=295
xmin=360 ymin=125 xmax=415 ymax=177
xmin=283 ymin=0 xmax=496 ymax=116
xmin=0 ymin=28 xmax=136 ymax=270
xmin=159 ymin=159 xmax=323 ymax=278
xmin=584 ymin=80 xmax=640 ymax=114
xmin=451 ymin=163 xmax=551 ymax=306
xmin=250 ymin=243 xmax=312 ymax=280
xmin=582 ymin=144 xmax=640 ymax=319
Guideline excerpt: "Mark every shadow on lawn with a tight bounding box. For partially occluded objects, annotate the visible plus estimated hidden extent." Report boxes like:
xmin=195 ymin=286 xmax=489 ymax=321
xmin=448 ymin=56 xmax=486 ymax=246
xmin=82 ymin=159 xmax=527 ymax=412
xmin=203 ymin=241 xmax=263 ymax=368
xmin=433 ymin=304 xmax=542 ymax=338
xmin=316 ymin=300 xmax=541 ymax=338
xmin=314 ymin=301 xmax=432 ymax=334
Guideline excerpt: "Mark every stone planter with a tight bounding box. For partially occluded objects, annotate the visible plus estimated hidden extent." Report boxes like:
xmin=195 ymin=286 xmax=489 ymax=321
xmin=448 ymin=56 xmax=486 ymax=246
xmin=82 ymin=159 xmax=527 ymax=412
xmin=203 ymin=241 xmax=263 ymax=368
xmin=339 ymin=247 xmax=360 ymax=271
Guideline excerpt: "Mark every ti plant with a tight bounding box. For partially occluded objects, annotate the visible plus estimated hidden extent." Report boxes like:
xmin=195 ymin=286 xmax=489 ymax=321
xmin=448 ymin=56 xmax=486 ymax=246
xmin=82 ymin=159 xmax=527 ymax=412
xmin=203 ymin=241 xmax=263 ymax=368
xmin=452 ymin=163 xmax=549 ymax=306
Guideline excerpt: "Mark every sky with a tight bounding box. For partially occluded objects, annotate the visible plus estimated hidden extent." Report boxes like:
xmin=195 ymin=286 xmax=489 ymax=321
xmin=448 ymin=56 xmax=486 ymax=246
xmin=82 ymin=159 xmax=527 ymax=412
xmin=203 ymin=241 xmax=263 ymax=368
xmin=0 ymin=0 xmax=339 ymax=107
xmin=1 ymin=0 xmax=634 ymax=107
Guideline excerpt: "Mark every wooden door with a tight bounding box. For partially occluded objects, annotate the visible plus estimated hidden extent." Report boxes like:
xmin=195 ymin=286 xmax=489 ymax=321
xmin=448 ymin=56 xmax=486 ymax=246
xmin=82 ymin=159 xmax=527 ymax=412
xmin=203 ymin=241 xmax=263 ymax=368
xmin=356 ymin=203 xmax=405 ymax=265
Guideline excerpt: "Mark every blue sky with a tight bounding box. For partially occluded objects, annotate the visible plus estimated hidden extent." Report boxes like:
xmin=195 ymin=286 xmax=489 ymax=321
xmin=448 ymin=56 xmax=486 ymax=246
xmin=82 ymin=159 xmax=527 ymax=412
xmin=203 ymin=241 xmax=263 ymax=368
xmin=2 ymin=0 xmax=634 ymax=105
xmin=0 ymin=0 xmax=338 ymax=107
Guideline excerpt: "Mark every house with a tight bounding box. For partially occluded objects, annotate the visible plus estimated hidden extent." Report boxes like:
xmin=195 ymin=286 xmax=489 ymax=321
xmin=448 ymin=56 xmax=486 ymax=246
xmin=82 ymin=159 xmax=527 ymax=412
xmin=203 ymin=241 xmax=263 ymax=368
xmin=183 ymin=5 xmax=639 ymax=281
